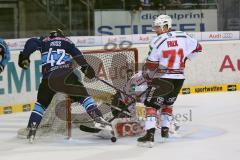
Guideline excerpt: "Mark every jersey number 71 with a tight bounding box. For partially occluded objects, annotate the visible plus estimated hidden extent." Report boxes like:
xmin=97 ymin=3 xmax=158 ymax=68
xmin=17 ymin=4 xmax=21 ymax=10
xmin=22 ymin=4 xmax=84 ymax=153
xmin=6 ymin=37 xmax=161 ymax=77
xmin=162 ymin=48 xmax=185 ymax=69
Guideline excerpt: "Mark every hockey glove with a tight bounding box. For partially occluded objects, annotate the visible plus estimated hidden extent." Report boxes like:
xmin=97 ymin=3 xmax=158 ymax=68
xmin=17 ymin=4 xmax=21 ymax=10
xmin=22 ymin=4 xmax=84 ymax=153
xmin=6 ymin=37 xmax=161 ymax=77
xmin=135 ymin=103 xmax=146 ymax=121
xmin=142 ymin=60 xmax=159 ymax=85
xmin=81 ymin=65 xmax=96 ymax=79
xmin=18 ymin=52 xmax=30 ymax=69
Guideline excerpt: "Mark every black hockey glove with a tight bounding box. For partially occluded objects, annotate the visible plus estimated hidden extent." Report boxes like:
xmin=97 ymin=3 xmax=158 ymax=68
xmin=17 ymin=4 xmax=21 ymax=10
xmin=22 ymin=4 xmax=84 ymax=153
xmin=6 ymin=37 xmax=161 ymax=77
xmin=81 ymin=65 xmax=96 ymax=79
xmin=18 ymin=51 xmax=30 ymax=70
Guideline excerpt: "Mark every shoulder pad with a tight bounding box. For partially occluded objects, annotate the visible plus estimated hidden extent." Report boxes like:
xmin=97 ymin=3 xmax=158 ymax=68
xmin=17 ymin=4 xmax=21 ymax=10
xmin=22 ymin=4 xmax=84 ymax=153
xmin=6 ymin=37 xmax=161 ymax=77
xmin=174 ymin=31 xmax=187 ymax=38
xmin=152 ymin=35 xmax=167 ymax=49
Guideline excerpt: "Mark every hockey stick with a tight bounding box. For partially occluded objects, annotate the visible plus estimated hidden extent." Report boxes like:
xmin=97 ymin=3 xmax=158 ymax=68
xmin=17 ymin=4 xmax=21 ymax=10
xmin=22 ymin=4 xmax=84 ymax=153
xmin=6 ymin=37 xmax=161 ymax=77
xmin=79 ymin=102 xmax=131 ymax=133
xmin=79 ymin=125 xmax=101 ymax=133
xmin=96 ymin=77 xmax=137 ymax=103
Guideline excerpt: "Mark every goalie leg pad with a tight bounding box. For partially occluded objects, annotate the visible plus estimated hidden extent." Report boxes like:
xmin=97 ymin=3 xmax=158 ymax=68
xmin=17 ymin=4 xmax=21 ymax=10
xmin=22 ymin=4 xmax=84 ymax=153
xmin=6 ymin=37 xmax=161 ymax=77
xmin=112 ymin=118 xmax=144 ymax=137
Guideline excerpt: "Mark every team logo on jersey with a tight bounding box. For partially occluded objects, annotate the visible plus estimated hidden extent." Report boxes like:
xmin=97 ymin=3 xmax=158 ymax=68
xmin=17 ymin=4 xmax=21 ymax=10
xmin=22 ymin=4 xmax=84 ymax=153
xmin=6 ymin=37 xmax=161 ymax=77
xmin=129 ymin=84 xmax=136 ymax=92
xmin=146 ymin=87 xmax=156 ymax=102
xmin=182 ymin=88 xmax=190 ymax=94
xmin=167 ymin=97 xmax=177 ymax=103
xmin=227 ymin=85 xmax=237 ymax=91
xmin=156 ymin=97 xmax=164 ymax=105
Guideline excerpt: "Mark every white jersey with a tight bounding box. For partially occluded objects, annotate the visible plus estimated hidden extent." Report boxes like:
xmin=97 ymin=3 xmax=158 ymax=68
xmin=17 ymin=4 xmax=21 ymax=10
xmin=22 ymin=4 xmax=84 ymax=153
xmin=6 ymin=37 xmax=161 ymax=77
xmin=148 ymin=31 xmax=199 ymax=79
xmin=121 ymin=71 xmax=148 ymax=104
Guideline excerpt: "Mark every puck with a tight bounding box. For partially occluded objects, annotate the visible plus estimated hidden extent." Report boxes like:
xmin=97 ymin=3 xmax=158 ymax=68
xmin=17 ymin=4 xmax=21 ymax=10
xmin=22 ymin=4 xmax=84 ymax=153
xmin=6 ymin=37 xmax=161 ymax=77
xmin=111 ymin=137 xmax=117 ymax=142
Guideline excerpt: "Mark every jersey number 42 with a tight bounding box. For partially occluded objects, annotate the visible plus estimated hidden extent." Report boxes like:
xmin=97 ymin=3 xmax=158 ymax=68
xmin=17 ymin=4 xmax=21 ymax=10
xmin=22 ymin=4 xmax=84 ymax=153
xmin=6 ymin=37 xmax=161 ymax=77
xmin=47 ymin=48 xmax=67 ymax=66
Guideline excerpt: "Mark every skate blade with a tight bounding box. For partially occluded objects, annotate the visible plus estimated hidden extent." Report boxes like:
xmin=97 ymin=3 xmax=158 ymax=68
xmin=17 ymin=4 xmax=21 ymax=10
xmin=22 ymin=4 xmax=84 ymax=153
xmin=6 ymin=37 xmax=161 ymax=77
xmin=28 ymin=136 xmax=35 ymax=144
xmin=17 ymin=134 xmax=28 ymax=139
xmin=160 ymin=137 xmax=168 ymax=143
xmin=94 ymin=123 xmax=112 ymax=131
xmin=137 ymin=142 xmax=154 ymax=148
xmin=175 ymin=125 xmax=180 ymax=131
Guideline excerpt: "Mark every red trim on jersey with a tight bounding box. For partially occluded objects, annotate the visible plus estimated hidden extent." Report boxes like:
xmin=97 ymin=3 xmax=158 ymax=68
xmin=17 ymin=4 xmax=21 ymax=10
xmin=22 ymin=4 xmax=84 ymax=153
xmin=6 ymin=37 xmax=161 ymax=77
xmin=145 ymin=59 xmax=159 ymax=71
xmin=43 ymin=37 xmax=73 ymax=44
xmin=158 ymin=68 xmax=184 ymax=74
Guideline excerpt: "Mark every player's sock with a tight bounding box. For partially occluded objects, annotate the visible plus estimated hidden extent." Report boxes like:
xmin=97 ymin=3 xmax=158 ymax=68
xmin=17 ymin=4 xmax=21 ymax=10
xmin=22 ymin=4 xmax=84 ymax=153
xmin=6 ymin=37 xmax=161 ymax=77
xmin=80 ymin=96 xmax=103 ymax=118
xmin=27 ymin=102 xmax=45 ymax=128
xmin=26 ymin=102 xmax=45 ymax=142
xmin=80 ymin=97 xmax=111 ymax=130
xmin=161 ymin=106 xmax=173 ymax=138
xmin=145 ymin=107 xmax=157 ymax=130
xmin=137 ymin=107 xmax=157 ymax=147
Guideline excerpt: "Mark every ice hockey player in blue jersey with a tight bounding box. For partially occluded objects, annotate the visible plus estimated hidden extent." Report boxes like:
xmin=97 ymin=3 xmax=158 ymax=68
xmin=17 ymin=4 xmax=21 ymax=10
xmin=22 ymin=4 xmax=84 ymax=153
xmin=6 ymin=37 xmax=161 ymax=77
xmin=0 ymin=38 xmax=10 ymax=74
xmin=18 ymin=29 xmax=111 ymax=142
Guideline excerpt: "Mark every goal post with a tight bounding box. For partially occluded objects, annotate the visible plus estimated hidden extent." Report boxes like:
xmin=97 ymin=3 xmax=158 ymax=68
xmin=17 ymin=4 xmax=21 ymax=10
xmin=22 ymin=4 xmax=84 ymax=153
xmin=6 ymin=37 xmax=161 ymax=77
xmin=66 ymin=97 xmax=72 ymax=139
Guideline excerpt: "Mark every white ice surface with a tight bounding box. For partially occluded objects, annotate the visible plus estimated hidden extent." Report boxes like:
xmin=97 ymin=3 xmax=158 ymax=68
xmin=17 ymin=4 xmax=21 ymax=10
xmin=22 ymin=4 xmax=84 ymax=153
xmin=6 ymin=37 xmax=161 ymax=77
xmin=0 ymin=92 xmax=240 ymax=160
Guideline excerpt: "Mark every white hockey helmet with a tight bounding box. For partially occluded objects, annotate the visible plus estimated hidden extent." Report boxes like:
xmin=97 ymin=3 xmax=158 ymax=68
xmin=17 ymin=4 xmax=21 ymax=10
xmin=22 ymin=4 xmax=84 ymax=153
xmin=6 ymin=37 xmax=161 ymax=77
xmin=153 ymin=15 xmax=172 ymax=29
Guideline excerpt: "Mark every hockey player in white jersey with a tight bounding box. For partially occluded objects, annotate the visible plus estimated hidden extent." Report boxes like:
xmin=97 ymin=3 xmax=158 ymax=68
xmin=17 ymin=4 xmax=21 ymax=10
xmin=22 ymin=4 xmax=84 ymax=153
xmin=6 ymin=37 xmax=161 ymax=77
xmin=137 ymin=14 xmax=202 ymax=147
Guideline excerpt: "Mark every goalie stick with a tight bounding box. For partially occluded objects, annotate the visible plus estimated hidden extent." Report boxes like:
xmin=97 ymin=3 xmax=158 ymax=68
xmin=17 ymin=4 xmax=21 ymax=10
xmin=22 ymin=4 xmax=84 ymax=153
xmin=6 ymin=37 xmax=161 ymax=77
xmin=79 ymin=102 xmax=131 ymax=133
xmin=96 ymin=77 xmax=137 ymax=103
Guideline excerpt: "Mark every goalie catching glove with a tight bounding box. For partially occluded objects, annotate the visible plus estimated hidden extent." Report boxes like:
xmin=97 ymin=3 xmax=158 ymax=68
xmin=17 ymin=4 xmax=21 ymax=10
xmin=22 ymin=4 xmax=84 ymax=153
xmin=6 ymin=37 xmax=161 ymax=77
xmin=18 ymin=51 xmax=30 ymax=69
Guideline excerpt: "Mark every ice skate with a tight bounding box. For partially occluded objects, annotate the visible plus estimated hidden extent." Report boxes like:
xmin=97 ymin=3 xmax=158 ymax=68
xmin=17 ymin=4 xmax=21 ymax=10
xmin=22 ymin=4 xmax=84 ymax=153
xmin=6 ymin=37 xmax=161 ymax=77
xmin=93 ymin=116 xmax=112 ymax=131
xmin=87 ymin=105 xmax=113 ymax=131
xmin=27 ymin=122 xmax=37 ymax=143
xmin=161 ymin=126 xmax=169 ymax=138
xmin=137 ymin=128 xmax=155 ymax=148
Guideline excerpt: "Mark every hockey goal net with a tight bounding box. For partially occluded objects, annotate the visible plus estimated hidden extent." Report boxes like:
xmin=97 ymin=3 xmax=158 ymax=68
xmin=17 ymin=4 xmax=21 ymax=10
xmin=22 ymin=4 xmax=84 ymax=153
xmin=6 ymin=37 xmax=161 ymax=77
xmin=18 ymin=48 xmax=138 ymax=139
